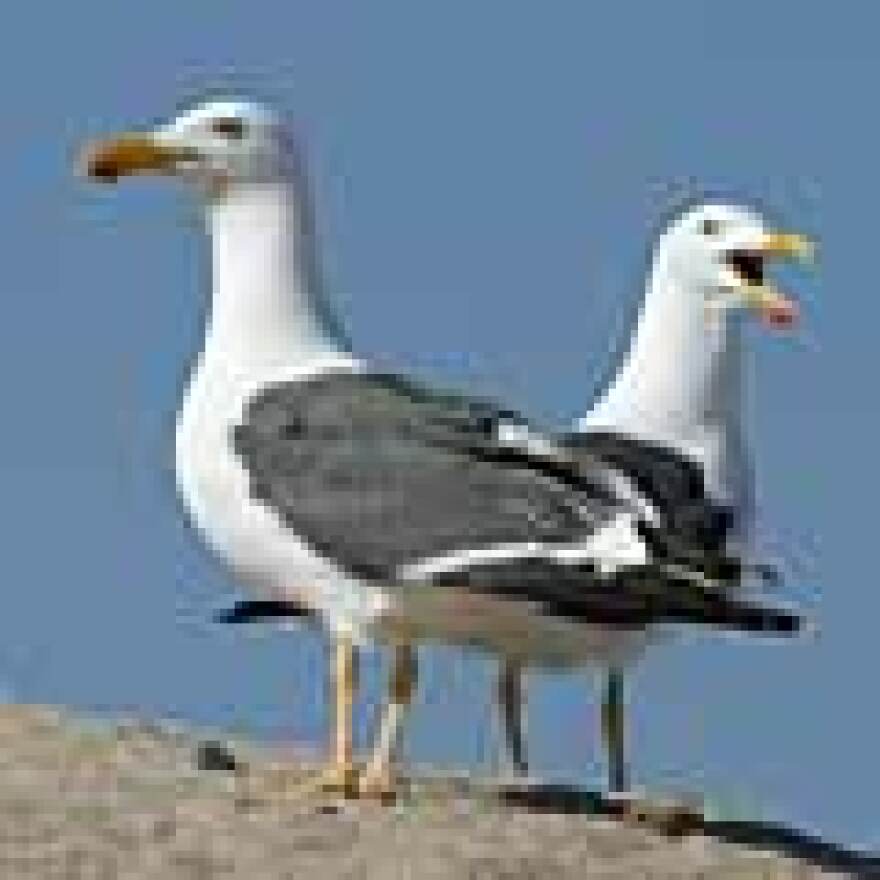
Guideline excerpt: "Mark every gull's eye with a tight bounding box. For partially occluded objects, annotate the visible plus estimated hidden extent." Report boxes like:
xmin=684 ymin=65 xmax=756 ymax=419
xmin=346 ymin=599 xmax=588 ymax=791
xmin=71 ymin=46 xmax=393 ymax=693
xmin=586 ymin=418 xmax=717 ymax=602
xmin=210 ymin=117 xmax=246 ymax=140
xmin=701 ymin=218 xmax=720 ymax=237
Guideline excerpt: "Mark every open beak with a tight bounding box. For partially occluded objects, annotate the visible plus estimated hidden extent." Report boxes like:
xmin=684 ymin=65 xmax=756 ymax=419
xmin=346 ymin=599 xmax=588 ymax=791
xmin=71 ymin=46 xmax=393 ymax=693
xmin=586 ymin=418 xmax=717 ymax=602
xmin=725 ymin=230 xmax=814 ymax=330
xmin=82 ymin=134 xmax=195 ymax=182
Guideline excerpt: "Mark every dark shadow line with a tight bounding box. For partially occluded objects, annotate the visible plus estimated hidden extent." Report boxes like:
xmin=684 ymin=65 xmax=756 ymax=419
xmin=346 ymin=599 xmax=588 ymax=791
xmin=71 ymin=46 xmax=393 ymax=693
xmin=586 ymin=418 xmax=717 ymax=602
xmin=496 ymin=783 xmax=880 ymax=878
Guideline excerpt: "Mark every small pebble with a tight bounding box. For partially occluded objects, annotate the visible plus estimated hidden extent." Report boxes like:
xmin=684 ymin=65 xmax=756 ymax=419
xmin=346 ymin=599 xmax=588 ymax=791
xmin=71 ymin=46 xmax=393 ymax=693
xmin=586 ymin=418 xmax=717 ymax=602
xmin=196 ymin=740 xmax=238 ymax=773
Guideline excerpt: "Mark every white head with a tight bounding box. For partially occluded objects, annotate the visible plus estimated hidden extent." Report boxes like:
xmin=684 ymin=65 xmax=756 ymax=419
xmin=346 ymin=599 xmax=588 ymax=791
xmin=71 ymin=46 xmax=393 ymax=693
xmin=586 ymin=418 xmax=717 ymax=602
xmin=82 ymin=98 xmax=351 ymax=364
xmin=655 ymin=202 xmax=814 ymax=330
xmin=584 ymin=201 xmax=815 ymax=486
xmin=84 ymin=98 xmax=295 ymax=192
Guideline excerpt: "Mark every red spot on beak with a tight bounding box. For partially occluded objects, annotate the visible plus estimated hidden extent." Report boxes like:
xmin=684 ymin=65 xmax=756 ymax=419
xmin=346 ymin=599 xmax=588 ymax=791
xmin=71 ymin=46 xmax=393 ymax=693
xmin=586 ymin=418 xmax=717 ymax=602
xmin=761 ymin=296 xmax=799 ymax=329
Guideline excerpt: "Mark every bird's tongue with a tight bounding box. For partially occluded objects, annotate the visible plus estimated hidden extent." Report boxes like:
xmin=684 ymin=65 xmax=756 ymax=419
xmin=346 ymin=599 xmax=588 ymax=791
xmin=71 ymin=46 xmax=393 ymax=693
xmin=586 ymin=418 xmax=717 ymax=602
xmin=760 ymin=294 xmax=799 ymax=329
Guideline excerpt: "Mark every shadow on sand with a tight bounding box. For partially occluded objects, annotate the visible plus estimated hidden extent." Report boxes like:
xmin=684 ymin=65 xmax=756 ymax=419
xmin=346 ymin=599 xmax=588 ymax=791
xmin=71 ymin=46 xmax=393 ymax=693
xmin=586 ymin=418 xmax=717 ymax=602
xmin=494 ymin=782 xmax=879 ymax=878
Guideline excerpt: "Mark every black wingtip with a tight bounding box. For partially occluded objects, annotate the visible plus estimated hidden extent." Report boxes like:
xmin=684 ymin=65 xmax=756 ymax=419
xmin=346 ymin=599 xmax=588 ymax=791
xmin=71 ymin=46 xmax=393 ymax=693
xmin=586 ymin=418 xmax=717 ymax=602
xmin=693 ymin=599 xmax=803 ymax=636
xmin=214 ymin=599 xmax=315 ymax=625
xmin=744 ymin=605 xmax=803 ymax=635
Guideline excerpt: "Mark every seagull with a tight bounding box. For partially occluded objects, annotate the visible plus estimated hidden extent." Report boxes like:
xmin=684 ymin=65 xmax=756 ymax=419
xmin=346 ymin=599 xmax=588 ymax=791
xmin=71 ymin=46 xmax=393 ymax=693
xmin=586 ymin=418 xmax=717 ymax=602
xmin=83 ymin=99 xmax=806 ymax=801
xmin=495 ymin=203 xmax=813 ymax=795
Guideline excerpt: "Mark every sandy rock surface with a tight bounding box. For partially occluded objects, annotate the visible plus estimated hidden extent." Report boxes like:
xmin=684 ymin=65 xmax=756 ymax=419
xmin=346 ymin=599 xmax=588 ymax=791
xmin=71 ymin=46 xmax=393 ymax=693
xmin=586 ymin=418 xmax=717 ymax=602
xmin=0 ymin=705 xmax=870 ymax=879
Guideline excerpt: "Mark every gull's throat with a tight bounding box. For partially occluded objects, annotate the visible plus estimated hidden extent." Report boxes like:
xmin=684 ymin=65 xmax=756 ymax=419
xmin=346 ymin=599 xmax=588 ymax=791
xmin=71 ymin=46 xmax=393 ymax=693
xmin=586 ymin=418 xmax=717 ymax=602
xmin=582 ymin=258 xmax=750 ymax=506
xmin=202 ymin=179 xmax=347 ymax=375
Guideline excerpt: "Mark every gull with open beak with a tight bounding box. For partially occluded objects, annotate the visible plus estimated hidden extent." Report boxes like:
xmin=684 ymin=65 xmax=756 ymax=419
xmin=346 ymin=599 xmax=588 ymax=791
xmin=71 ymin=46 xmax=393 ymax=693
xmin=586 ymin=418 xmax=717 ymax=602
xmin=494 ymin=203 xmax=814 ymax=804
xmin=720 ymin=229 xmax=812 ymax=327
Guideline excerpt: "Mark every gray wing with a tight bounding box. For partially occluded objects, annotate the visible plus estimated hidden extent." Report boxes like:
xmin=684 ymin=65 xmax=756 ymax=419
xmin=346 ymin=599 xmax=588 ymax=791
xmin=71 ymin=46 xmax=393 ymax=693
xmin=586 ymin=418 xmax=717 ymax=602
xmin=232 ymin=371 xmax=799 ymax=633
xmin=232 ymin=371 xmax=621 ymax=581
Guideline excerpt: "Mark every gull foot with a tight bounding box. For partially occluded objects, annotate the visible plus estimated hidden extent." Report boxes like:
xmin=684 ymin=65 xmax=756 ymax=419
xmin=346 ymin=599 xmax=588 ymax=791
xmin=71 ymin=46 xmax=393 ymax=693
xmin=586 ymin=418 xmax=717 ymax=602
xmin=356 ymin=768 xmax=406 ymax=804
xmin=295 ymin=761 xmax=364 ymax=799
xmin=314 ymin=761 xmax=363 ymax=797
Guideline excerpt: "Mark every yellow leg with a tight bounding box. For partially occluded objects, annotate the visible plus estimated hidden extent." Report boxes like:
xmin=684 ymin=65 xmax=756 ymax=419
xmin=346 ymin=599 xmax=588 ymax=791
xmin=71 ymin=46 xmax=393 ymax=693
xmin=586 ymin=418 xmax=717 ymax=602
xmin=359 ymin=641 xmax=418 ymax=799
xmin=334 ymin=631 xmax=358 ymax=776
xmin=301 ymin=632 xmax=360 ymax=796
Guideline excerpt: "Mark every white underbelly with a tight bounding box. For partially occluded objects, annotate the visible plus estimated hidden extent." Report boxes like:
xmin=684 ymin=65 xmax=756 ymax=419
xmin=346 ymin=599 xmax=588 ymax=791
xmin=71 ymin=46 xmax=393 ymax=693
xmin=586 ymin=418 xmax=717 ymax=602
xmin=174 ymin=372 xmax=389 ymax=637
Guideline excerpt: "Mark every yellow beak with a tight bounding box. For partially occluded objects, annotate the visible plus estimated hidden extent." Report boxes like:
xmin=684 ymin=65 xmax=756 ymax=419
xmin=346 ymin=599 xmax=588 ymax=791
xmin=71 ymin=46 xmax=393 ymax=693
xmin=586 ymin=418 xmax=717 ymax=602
xmin=742 ymin=229 xmax=814 ymax=329
xmin=81 ymin=134 xmax=192 ymax=182
xmin=760 ymin=231 xmax=816 ymax=265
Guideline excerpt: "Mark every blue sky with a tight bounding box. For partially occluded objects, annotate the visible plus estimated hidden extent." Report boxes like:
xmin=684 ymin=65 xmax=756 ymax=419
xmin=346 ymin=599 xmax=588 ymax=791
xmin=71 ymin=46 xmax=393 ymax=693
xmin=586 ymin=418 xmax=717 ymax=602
xmin=0 ymin=0 xmax=876 ymax=850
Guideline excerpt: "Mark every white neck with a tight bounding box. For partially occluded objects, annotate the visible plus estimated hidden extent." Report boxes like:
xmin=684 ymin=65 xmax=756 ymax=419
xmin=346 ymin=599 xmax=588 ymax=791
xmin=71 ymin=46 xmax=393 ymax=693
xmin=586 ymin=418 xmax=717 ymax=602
xmin=200 ymin=179 xmax=350 ymax=377
xmin=582 ymin=253 xmax=750 ymax=503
